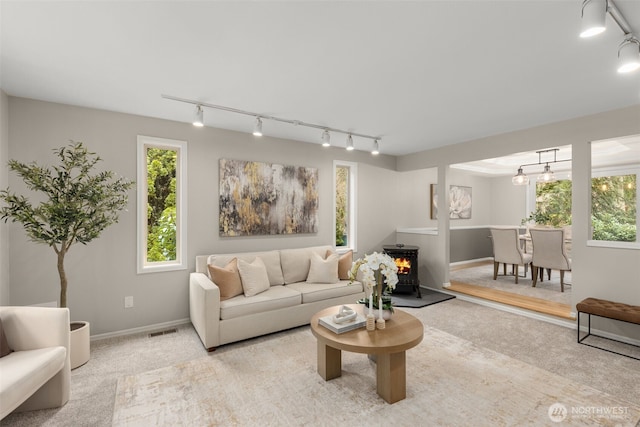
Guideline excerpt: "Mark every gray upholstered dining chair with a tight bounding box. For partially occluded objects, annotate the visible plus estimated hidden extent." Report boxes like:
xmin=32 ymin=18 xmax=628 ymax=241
xmin=489 ymin=227 xmax=532 ymax=284
xmin=530 ymin=227 xmax=571 ymax=292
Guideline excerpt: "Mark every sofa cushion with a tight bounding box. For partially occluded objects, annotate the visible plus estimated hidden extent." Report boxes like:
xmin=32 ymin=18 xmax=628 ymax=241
xmin=0 ymin=319 xmax=11 ymax=358
xmin=280 ymin=246 xmax=333 ymax=284
xmin=0 ymin=346 xmax=66 ymax=416
xmin=286 ymin=280 xmax=364 ymax=304
xmin=238 ymin=257 xmax=271 ymax=297
xmin=307 ymin=252 xmax=339 ymax=284
xmin=220 ymin=285 xmax=302 ymax=320
xmin=327 ymin=249 xmax=353 ymax=280
xmin=208 ymin=250 xmax=284 ymax=286
xmin=207 ymin=258 xmax=243 ymax=301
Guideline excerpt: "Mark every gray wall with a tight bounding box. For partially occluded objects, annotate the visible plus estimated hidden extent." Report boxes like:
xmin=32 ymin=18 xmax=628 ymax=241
xmin=397 ymin=104 xmax=640 ymax=340
xmin=0 ymin=90 xmax=9 ymax=305
xmin=5 ymin=97 xmax=397 ymax=335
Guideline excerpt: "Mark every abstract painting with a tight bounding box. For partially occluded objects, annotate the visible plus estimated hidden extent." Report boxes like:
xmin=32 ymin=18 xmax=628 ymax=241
xmin=430 ymin=184 xmax=472 ymax=220
xmin=219 ymin=159 xmax=318 ymax=236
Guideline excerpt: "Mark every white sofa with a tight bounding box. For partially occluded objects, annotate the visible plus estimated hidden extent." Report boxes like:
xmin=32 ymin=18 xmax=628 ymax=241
xmin=190 ymin=245 xmax=365 ymax=351
xmin=0 ymin=306 xmax=71 ymax=421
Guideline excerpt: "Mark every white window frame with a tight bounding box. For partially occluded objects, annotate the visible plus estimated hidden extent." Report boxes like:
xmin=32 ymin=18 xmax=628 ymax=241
xmin=333 ymin=160 xmax=357 ymax=253
xmin=137 ymin=135 xmax=188 ymax=273
xmin=588 ymin=164 xmax=640 ymax=250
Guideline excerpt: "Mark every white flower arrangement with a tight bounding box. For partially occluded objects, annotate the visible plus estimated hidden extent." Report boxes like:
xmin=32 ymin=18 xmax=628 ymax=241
xmin=349 ymin=251 xmax=399 ymax=299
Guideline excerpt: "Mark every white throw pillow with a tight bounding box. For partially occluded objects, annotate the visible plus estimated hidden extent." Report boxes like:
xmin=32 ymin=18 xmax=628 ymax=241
xmin=307 ymin=252 xmax=339 ymax=284
xmin=237 ymin=257 xmax=271 ymax=297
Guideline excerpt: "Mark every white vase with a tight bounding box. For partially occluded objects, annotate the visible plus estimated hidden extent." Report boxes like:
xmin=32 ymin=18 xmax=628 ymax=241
xmin=70 ymin=321 xmax=90 ymax=369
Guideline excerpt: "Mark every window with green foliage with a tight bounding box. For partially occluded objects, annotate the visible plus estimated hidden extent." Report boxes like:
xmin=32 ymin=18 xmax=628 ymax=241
xmin=334 ymin=161 xmax=357 ymax=250
xmin=591 ymin=174 xmax=636 ymax=242
xmin=137 ymin=136 xmax=187 ymax=273
xmin=146 ymin=147 xmax=177 ymax=261
xmin=531 ymin=179 xmax=572 ymax=227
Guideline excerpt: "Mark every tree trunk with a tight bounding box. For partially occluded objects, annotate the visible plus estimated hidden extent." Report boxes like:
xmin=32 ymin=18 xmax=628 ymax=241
xmin=57 ymin=248 xmax=68 ymax=308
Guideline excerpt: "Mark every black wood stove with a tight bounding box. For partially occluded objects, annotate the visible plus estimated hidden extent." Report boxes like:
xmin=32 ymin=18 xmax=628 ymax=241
xmin=382 ymin=244 xmax=421 ymax=298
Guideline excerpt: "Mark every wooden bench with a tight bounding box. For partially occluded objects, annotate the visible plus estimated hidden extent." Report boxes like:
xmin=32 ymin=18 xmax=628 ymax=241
xmin=576 ymin=297 xmax=640 ymax=360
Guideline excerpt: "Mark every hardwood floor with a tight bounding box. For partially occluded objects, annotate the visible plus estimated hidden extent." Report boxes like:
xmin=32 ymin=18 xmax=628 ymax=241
xmin=448 ymin=261 xmax=575 ymax=320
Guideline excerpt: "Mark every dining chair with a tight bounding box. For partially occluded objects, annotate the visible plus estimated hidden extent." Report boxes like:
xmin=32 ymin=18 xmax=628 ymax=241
xmin=530 ymin=228 xmax=571 ymax=292
xmin=489 ymin=227 xmax=532 ymax=284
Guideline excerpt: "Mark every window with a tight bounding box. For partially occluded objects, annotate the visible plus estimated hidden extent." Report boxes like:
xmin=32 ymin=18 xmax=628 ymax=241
xmin=334 ymin=161 xmax=357 ymax=251
xmin=137 ymin=136 xmax=187 ymax=273
xmin=590 ymin=138 xmax=639 ymax=247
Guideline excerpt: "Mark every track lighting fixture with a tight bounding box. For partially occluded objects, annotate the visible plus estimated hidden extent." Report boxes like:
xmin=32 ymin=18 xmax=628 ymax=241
xmin=580 ymin=0 xmax=639 ymax=74
xmin=193 ymin=105 xmax=204 ymax=127
xmin=346 ymin=135 xmax=354 ymax=151
xmin=321 ymin=130 xmax=331 ymax=147
xmin=162 ymin=94 xmax=381 ymax=152
xmin=512 ymin=149 xmax=571 ymax=186
xmin=580 ymin=0 xmax=607 ymax=38
xmin=618 ymin=36 xmax=640 ymax=73
xmin=371 ymin=139 xmax=380 ymax=155
xmin=253 ymin=117 xmax=263 ymax=136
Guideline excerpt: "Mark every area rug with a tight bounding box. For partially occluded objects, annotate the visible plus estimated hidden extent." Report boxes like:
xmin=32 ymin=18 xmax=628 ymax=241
xmin=391 ymin=287 xmax=455 ymax=308
xmin=450 ymin=262 xmax=572 ymax=305
xmin=112 ymin=324 xmax=640 ymax=426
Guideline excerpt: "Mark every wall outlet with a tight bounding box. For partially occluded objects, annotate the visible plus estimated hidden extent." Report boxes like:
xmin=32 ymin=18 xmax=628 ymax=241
xmin=124 ymin=296 xmax=134 ymax=308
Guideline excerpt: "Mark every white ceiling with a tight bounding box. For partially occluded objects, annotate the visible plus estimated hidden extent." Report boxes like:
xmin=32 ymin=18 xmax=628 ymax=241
xmin=1 ymin=0 xmax=640 ymax=158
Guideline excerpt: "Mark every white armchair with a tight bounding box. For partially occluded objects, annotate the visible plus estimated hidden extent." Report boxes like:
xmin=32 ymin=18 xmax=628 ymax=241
xmin=530 ymin=228 xmax=572 ymax=292
xmin=490 ymin=227 xmax=532 ymax=284
xmin=0 ymin=306 xmax=71 ymax=420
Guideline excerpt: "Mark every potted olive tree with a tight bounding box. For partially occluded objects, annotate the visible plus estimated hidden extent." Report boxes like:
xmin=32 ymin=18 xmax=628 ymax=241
xmin=0 ymin=142 xmax=134 ymax=368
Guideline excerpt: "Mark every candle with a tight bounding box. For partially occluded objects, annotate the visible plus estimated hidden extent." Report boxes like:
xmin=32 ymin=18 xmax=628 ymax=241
xmin=369 ymin=291 xmax=373 ymax=315
xmin=378 ymin=297 xmax=383 ymax=319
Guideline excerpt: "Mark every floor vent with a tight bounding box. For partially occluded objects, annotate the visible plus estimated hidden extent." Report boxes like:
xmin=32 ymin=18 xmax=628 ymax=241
xmin=148 ymin=328 xmax=177 ymax=338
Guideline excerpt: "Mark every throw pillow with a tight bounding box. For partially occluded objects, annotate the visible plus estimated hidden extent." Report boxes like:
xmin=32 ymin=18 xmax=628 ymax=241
xmin=207 ymin=258 xmax=244 ymax=301
xmin=307 ymin=252 xmax=339 ymax=284
xmin=0 ymin=318 xmax=12 ymax=358
xmin=237 ymin=257 xmax=271 ymax=297
xmin=326 ymin=249 xmax=353 ymax=280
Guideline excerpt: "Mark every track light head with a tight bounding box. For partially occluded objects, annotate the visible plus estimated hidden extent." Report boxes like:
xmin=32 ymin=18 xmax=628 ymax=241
xmin=512 ymin=167 xmax=530 ymax=186
xmin=618 ymin=36 xmax=640 ymax=73
xmin=371 ymin=139 xmax=380 ymax=155
xmin=253 ymin=117 xmax=263 ymax=136
xmin=193 ymin=105 xmax=204 ymax=127
xmin=346 ymin=134 xmax=354 ymax=151
xmin=580 ymin=0 xmax=607 ymax=38
xmin=321 ymin=130 xmax=331 ymax=147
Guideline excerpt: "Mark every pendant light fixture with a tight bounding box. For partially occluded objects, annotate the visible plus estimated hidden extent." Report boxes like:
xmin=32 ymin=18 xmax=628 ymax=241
xmin=512 ymin=149 xmax=571 ymax=186
xmin=193 ymin=105 xmax=204 ymax=127
xmin=512 ymin=168 xmax=530 ymax=185
xmin=252 ymin=117 xmax=263 ymax=136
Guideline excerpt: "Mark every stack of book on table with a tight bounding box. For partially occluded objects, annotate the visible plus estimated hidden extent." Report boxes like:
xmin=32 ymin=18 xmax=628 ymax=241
xmin=319 ymin=313 xmax=366 ymax=334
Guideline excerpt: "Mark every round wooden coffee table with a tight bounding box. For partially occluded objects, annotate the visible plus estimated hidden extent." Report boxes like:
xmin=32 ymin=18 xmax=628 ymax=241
xmin=310 ymin=304 xmax=423 ymax=403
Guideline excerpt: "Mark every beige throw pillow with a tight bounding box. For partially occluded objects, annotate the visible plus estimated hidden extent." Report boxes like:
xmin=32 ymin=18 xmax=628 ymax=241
xmin=207 ymin=258 xmax=244 ymax=301
xmin=327 ymin=249 xmax=353 ymax=280
xmin=307 ymin=252 xmax=339 ymax=284
xmin=238 ymin=257 xmax=271 ymax=297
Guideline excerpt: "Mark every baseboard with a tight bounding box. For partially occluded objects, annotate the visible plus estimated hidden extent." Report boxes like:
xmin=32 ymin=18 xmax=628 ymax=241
xmin=90 ymin=318 xmax=191 ymax=341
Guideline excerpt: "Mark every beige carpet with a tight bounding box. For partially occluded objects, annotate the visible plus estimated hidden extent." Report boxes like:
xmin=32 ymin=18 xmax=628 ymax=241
xmin=113 ymin=322 xmax=640 ymax=426
xmin=450 ymin=262 xmax=572 ymax=305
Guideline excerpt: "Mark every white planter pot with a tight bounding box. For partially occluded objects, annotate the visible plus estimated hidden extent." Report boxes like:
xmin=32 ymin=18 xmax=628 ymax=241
xmin=70 ymin=321 xmax=90 ymax=369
